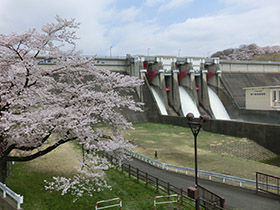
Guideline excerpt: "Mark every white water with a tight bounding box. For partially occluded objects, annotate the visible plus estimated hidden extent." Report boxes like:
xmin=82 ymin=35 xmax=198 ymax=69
xmin=179 ymin=86 xmax=200 ymax=118
xmin=151 ymin=86 xmax=168 ymax=115
xmin=208 ymin=87 xmax=230 ymax=120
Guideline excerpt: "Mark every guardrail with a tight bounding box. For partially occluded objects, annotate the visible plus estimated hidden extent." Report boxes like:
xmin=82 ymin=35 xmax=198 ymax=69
xmin=0 ymin=182 xmax=23 ymax=209
xmin=125 ymin=150 xmax=256 ymax=188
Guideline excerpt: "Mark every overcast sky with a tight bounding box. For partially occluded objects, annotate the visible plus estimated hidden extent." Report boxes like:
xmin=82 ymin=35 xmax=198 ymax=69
xmin=0 ymin=0 xmax=280 ymax=57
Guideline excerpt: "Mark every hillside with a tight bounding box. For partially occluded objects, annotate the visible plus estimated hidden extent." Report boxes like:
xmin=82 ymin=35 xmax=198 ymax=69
xmin=212 ymin=44 xmax=280 ymax=61
xmin=252 ymin=52 xmax=280 ymax=61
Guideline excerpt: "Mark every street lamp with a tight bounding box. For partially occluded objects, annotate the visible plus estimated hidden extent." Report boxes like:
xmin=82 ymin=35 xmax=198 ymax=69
xmin=186 ymin=113 xmax=210 ymax=210
xmin=147 ymin=48 xmax=150 ymax=56
xmin=110 ymin=46 xmax=112 ymax=57
xmin=178 ymin=49 xmax=181 ymax=57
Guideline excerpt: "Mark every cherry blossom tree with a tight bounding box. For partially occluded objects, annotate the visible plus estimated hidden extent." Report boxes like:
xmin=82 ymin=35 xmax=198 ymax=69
xmin=212 ymin=43 xmax=280 ymax=60
xmin=0 ymin=15 xmax=143 ymax=198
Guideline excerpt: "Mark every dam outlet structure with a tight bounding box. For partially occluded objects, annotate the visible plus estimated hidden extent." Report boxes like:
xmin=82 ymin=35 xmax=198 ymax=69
xmin=134 ymin=55 xmax=230 ymax=120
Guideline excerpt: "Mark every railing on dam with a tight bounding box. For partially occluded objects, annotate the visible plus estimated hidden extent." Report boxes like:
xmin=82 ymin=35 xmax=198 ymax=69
xmin=220 ymin=59 xmax=280 ymax=72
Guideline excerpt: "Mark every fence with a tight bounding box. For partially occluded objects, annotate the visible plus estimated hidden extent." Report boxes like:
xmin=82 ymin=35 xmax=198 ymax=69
xmin=125 ymin=150 xmax=256 ymax=188
xmin=95 ymin=197 xmax=122 ymax=210
xmin=256 ymin=172 xmax=280 ymax=196
xmin=198 ymin=184 xmax=225 ymax=210
xmin=154 ymin=194 xmax=180 ymax=209
xmin=120 ymin=159 xmax=196 ymax=209
xmin=0 ymin=182 xmax=23 ymax=209
xmin=104 ymin=153 xmax=227 ymax=210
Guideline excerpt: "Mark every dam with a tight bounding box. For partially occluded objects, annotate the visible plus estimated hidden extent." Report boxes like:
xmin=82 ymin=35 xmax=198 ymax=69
xmin=90 ymin=55 xmax=280 ymax=155
xmin=90 ymin=55 xmax=280 ymax=123
xmin=39 ymin=55 xmax=280 ymax=154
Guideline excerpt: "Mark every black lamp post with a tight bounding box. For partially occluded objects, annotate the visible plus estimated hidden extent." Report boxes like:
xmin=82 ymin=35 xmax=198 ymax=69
xmin=186 ymin=113 xmax=210 ymax=210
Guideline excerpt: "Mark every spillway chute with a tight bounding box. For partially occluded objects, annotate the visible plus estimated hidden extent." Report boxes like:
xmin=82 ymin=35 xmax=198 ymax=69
xmin=151 ymin=86 xmax=168 ymax=115
xmin=208 ymin=87 xmax=230 ymax=120
xmin=179 ymin=86 xmax=200 ymax=118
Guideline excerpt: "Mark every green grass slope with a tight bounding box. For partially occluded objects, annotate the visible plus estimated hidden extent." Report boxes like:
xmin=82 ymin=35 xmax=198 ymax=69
xmin=6 ymin=142 xmax=190 ymax=210
xmin=127 ymin=123 xmax=280 ymax=180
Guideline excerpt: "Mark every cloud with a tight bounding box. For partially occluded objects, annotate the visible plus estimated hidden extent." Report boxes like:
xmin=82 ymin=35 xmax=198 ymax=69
xmin=0 ymin=0 xmax=280 ymax=57
xmin=144 ymin=0 xmax=193 ymax=12
xmin=115 ymin=7 xmax=142 ymax=22
xmin=158 ymin=0 xmax=193 ymax=12
xmin=109 ymin=0 xmax=280 ymax=56
xmin=144 ymin=0 xmax=165 ymax=7
xmin=0 ymin=0 xmax=116 ymax=55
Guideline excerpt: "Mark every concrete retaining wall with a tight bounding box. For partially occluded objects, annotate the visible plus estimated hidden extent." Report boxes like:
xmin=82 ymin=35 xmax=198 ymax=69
xmin=149 ymin=115 xmax=280 ymax=155
xmin=203 ymin=119 xmax=280 ymax=155
xmin=238 ymin=109 xmax=280 ymax=124
xmin=120 ymin=90 xmax=149 ymax=123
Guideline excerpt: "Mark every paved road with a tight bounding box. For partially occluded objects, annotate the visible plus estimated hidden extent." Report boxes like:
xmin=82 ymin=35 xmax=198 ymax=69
xmin=126 ymin=158 xmax=280 ymax=210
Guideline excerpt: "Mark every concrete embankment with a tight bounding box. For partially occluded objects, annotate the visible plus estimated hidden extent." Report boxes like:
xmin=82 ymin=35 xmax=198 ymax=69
xmin=221 ymin=72 xmax=280 ymax=108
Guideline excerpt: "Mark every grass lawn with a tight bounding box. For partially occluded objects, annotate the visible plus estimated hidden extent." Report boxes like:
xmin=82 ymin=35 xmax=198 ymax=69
xmin=6 ymin=142 xmax=191 ymax=210
xmin=6 ymin=122 xmax=280 ymax=209
xmin=127 ymin=122 xmax=280 ymax=180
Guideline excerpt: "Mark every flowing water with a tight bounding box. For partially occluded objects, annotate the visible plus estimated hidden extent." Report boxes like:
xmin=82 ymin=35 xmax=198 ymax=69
xmin=150 ymin=86 xmax=168 ymax=115
xmin=208 ymin=87 xmax=231 ymax=120
xmin=179 ymin=86 xmax=200 ymax=118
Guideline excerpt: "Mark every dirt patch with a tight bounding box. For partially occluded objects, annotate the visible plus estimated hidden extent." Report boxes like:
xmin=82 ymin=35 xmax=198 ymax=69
xmin=158 ymin=132 xmax=182 ymax=138
xmin=26 ymin=142 xmax=81 ymax=175
xmin=204 ymin=138 xmax=277 ymax=161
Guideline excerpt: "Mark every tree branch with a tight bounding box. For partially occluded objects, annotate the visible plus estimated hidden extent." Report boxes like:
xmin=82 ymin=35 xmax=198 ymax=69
xmin=1 ymin=144 xmax=16 ymax=158
xmin=7 ymin=137 xmax=77 ymax=162
xmin=34 ymin=39 xmax=49 ymax=58
xmin=0 ymin=102 xmax=10 ymax=113
xmin=26 ymin=80 xmax=37 ymax=88
xmin=16 ymin=128 xmax=55 ymax=151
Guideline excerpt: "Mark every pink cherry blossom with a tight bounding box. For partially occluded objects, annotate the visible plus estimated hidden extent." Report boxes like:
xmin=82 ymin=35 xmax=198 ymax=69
xmin=212 ymin=43 xmax=280 ymax=60
xmin=0 ymin=16 xmax=143 ymax=199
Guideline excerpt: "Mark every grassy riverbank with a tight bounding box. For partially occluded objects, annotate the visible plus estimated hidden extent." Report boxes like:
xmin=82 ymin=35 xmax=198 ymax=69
xmin=127 ymin=122 xmax=280 ymax=180
xmin=6 ymin=142 xmax=190 ymax=210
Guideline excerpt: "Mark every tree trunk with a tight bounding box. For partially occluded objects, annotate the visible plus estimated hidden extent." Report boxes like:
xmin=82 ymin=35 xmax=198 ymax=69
xmin=0 ymin=158 xmax=7 ymax=183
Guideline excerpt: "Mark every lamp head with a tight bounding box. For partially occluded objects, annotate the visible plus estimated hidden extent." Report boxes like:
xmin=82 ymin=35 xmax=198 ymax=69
xmin=186 ymin=113 xmax=194 ymax=121
xmin=200 ymin=115 xmax=210 ymax=122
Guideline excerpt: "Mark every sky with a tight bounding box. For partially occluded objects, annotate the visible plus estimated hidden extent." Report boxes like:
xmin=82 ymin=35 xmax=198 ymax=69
xmin=0 ymin=0 xmax=280 ymax=57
